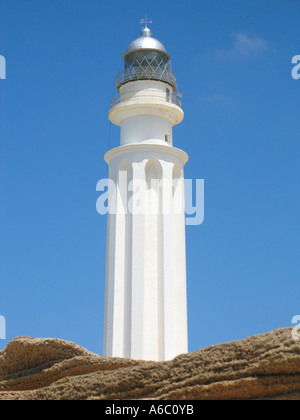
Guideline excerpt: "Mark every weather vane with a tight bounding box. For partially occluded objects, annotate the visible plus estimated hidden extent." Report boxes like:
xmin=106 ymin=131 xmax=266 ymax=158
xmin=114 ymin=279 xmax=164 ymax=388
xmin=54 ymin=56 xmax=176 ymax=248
xmin=140 ymin=14 xmax=152 ymax=28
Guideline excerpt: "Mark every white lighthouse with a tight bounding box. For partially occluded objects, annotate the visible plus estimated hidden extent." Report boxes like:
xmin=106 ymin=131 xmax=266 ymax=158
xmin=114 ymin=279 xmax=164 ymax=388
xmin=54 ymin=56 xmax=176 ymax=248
xmin=103 ymin=21 xmax=189 ymax=362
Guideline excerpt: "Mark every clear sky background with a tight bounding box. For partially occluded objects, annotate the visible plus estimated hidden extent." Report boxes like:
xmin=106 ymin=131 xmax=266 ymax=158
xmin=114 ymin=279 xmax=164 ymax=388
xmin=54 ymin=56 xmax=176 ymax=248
xmin=0 ymin=0 xmax=299 ymax=354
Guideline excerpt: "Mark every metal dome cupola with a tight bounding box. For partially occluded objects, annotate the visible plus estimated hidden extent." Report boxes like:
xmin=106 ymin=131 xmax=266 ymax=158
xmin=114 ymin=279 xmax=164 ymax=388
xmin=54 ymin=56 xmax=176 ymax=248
xmin=123 ymin=26 xmax=170 ymax=61
xmin=116 ymin=23 xmax=176 ymax=90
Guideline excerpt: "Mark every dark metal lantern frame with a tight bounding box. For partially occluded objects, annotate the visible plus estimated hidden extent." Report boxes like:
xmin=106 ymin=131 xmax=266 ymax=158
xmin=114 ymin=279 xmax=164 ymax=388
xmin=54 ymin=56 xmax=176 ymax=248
xmin=116 ymin=49 xmax=177 ymax=91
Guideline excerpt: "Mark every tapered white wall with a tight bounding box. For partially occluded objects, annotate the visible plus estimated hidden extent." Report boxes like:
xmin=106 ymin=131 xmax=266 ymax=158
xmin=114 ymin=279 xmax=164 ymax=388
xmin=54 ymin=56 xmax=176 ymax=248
xmin=103 ymin=144 xmax=188 ymax=361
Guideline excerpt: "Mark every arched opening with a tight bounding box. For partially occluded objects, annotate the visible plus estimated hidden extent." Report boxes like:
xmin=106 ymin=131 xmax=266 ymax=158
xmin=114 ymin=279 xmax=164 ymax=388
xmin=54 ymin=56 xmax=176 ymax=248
xmin=145 ymin=158 xmax=163 ymax=211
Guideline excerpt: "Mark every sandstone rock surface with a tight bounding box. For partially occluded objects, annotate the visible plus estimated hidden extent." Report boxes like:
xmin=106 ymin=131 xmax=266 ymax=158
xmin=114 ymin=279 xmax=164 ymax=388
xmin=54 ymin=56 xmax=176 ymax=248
xmin=0 ymin=328 xmax=299 ymax=400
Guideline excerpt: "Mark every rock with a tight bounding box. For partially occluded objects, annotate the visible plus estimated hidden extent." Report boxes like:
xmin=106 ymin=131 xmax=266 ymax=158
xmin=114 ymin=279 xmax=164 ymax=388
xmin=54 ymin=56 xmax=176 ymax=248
xmin=0 ymin=328 xmax=299 ymax=400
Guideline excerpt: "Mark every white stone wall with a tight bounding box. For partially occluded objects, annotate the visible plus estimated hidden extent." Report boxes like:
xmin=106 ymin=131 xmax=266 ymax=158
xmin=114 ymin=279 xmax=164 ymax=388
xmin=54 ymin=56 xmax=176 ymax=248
xmin=120 ymin=115 xmax=173 ymax=146
xmin=103 ymin=144 xmax=188 ymax=361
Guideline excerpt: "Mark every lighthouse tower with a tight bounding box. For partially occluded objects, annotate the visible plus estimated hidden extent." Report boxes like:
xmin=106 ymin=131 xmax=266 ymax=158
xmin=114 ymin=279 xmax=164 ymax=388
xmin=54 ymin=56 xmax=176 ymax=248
xmin=103 ymin=21 xmax=188 ymax=362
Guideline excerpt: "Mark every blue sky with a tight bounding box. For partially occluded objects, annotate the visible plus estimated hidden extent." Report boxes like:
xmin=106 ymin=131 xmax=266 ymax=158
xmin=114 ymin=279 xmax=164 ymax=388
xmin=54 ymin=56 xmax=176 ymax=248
xmin=0 ymin=0 xmax=299 ymax=354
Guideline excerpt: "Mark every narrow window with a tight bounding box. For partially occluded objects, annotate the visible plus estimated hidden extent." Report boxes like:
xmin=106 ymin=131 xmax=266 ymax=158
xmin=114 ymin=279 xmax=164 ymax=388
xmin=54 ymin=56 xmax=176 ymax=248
xmin=166 ymin=88 xmax=170 ymax=102
xmin=165 ymin=134 xmax=169 ymax=143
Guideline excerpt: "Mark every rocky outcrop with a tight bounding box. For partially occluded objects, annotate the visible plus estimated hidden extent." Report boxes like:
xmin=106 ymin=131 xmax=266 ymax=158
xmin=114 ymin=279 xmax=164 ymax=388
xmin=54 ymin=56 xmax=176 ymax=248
xmin=0 ymin=328 xmax=299 ymax=400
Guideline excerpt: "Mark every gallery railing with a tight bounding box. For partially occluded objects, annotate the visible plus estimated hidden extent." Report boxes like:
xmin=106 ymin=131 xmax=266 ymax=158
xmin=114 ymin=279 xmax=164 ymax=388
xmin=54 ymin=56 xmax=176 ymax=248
xmin=116 ymin=67 xmax=177 ymax=90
